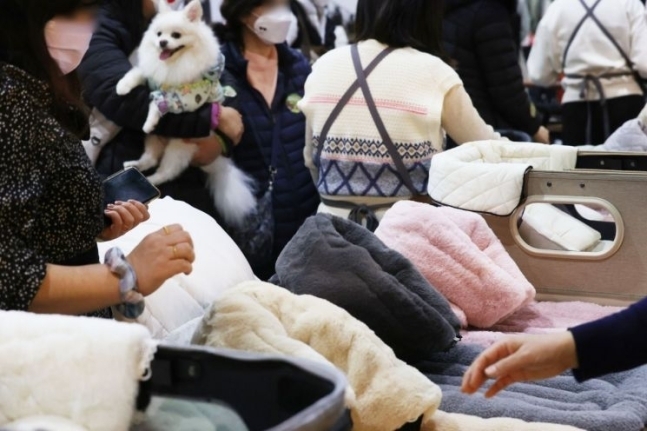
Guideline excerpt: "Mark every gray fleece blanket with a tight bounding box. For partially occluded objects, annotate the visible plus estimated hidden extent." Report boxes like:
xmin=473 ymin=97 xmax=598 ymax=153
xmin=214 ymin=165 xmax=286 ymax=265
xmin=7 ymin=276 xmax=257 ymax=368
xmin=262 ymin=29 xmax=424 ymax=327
xmin=417 ymin=344 xmax=647 ymax=431
xmin=270 ymin=214 xmax=461 ymax=364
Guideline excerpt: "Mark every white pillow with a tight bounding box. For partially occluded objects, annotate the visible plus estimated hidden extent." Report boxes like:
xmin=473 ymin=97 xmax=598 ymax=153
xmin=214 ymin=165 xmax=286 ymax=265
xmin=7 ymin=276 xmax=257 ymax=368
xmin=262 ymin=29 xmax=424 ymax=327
xmin=519 ymin=204 xmax=601 ymax=252
xmin=98 ymin=197 xmax=255 ymax=339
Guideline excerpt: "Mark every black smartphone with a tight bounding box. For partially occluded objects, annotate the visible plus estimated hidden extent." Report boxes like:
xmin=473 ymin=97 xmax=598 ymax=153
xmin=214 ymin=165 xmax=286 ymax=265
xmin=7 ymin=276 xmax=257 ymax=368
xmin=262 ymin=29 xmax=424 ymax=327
xmin=103 ymin=167 xmax=161 ymax=226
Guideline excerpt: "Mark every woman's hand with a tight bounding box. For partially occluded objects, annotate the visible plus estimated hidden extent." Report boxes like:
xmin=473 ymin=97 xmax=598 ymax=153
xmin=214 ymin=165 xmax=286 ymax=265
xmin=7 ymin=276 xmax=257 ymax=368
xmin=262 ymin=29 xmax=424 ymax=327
xmin=185 ymin=134 xmax=224 ymax=166
xmin=100 ymin=200 xmax=150 ymax=241
xmin=461 ymin=332 xmax=579 ymax=398
xmin=217 ymin=106 xmax=244 ymax=145
xmin=127 ymin=224 xmax=195 ymax=296
xmin=533 ymin=126 xmax=551 ymax=144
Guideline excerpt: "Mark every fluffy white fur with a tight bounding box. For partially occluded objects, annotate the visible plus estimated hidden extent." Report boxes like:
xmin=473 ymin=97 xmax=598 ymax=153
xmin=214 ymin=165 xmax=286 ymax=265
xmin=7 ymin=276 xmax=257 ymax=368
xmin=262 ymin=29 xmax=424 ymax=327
xmin=0 ymin=312 xmax=155 ymax=431
xmin=117 ymin=0 xmax=218 ymax=95
xmin=116 ymin=0 xmax=256 ymax=227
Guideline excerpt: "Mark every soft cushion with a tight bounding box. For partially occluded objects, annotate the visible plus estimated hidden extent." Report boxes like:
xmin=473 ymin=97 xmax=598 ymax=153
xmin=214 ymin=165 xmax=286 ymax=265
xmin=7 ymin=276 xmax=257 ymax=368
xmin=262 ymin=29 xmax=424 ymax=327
xmin=428 ymin=141 xmax=578 ymax=216
xmin=0 ymin=312 xmax=154 ymax=431
xmin=270 ymin=214 xmax=461 ymax=363
xmin=519 ymin=204 xmax=602 ymax=252
xmin=375 ymin=202 xmax=535 ymax=328
xmin=98 ymin=197 xmax=255 ymax=339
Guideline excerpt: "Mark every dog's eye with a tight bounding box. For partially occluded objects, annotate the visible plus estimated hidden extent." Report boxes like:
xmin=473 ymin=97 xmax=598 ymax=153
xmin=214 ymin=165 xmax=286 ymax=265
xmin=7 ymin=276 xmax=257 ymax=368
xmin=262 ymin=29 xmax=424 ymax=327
xmin=157 ymin=31 xmax=162 ymax=37
xmin=171 ymin=32 xmax=182 ymax=39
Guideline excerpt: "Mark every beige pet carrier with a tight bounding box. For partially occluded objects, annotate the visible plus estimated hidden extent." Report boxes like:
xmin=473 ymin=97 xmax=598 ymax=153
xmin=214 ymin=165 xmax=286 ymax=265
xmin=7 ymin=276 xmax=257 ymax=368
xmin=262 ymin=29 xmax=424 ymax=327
xmin=429 ymin=143 xmax=647 ymax=306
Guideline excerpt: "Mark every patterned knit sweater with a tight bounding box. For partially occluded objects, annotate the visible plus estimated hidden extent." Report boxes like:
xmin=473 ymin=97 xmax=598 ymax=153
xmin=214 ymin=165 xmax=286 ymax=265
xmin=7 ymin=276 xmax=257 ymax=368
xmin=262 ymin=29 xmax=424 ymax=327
xmin=300 ymin=39 xmax=499 ymax=206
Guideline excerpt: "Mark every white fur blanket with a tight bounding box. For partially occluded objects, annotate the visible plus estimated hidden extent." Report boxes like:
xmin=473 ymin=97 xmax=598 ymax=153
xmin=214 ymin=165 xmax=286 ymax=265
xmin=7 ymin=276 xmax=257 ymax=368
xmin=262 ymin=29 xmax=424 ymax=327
xmin=0 ymin=312 xmax=155 ymax=431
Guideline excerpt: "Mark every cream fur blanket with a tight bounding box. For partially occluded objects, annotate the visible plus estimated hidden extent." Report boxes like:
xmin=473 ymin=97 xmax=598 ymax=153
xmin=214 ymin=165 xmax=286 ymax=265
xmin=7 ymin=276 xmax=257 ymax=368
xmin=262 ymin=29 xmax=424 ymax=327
xmin=192 ymin=282 xmax=582 ymax=431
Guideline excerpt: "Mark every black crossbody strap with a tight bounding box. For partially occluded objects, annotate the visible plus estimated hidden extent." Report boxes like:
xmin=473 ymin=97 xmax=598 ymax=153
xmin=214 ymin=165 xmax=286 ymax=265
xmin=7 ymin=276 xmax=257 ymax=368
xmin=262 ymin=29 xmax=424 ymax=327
xmin=562 ymin=0 xmax=604 ymax=69
xmin=350 ymin=44 xmax=419 ymax=195
xmin=313 ymin=46 xmax=395 ymax=167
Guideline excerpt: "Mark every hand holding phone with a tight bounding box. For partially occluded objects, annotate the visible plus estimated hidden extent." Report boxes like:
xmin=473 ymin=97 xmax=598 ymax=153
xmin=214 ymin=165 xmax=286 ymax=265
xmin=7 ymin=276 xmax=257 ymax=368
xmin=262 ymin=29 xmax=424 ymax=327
xmin=102 ymin=168 xmax=160 ymax=228
xmin=101 ymin=200 xmax=151 ymax=241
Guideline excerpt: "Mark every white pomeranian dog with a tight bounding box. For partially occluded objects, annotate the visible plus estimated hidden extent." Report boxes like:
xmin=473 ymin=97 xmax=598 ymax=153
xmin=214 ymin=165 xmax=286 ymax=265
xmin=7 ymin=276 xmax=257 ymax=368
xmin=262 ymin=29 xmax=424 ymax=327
xmin=116 ymin=0 xmax=255 ymax=227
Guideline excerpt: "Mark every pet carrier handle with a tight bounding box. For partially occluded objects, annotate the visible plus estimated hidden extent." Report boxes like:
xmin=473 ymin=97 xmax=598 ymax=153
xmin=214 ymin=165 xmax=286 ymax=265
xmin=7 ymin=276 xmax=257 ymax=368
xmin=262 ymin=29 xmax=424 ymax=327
xmin=509 ymin=195 xmax=625 ymax=261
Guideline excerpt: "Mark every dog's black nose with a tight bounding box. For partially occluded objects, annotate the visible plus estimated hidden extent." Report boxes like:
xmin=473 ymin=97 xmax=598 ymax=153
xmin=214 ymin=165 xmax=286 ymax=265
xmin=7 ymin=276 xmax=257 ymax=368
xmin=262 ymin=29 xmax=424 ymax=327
xmin=160 ymin=40 xmax=168 ymax=49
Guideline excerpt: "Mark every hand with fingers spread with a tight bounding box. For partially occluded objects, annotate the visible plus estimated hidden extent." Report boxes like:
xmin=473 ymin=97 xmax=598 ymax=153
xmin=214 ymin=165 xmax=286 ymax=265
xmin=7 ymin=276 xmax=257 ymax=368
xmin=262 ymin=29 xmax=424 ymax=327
xmin=126 ymin=224 xmax=195 ymax=296
xmin=100 ymin=200 xmax=150 ymax=241
xmin=461 ymin=332 xmax=579 ymax=398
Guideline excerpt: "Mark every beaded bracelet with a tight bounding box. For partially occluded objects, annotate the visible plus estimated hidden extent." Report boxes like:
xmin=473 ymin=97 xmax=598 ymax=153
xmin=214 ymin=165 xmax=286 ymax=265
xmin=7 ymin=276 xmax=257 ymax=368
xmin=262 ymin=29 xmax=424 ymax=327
xmin=104 ymin=247 xmax=145 ymax=319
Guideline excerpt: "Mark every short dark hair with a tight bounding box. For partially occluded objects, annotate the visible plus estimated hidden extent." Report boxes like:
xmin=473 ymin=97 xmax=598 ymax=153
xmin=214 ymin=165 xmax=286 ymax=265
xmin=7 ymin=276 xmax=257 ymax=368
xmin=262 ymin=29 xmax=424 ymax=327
xmin=355 ymin=0 xmax=446 ymax=58
xmin=214 ymin=0 xmax=265 ymax=46
xmin=0 ymin=0 xmax=100 ymax=137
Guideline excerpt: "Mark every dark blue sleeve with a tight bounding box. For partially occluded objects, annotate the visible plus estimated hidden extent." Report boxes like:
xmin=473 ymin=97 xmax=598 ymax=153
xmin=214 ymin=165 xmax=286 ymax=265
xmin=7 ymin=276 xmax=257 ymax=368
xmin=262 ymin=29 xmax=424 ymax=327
xmin=570 ymin=297 xmax=647 ymax=381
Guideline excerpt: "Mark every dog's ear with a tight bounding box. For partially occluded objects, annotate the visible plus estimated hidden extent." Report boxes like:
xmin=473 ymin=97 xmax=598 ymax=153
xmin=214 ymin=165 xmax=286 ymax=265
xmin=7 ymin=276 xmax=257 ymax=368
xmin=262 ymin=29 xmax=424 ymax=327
xmin=184 ymin=0 xmax=203 ymax=22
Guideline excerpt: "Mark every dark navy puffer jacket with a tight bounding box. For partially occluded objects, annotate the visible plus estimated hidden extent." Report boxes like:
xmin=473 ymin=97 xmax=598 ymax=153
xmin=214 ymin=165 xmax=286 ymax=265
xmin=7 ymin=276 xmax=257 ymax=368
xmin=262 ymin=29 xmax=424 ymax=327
xmin=220 ymin=41 xmax=320 ymax=279
xmin=443 ymin=0 xmax=541 ymax=136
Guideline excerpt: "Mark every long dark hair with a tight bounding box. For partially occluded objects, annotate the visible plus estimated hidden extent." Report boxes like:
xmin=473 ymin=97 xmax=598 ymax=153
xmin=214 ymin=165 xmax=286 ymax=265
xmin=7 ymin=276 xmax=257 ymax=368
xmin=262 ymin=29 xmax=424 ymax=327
xmin=355 ymin=0 xmax=446 ymax=58
xmin=0 ymin=0 xmax=100 ymax=137
xmin=214 ymin=0 xmax=264 ymax=46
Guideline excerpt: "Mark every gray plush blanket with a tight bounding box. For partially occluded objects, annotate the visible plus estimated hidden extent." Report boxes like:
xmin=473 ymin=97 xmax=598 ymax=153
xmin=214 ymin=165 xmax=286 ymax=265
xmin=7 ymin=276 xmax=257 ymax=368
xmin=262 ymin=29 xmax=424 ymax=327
xmin=270 ymin=214 xmax=461 ymax=364
xmin=417 ymin=343 xmax=647 ymax=431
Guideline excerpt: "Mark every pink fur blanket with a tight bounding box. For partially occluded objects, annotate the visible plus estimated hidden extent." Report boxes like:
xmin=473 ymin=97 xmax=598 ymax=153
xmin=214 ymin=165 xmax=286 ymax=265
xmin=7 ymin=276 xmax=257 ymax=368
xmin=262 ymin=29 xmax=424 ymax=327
xmin=462 ymin=301 xmax=623 ymax=347
xmin=375 ymin=202 xmax=535 ymax=328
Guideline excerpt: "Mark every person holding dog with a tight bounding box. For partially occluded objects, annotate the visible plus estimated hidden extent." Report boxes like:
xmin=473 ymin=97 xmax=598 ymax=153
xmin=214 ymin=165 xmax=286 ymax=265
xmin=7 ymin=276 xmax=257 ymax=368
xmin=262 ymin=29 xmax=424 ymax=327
xmin=0 ymin=0 xmax=196 ymax=317
xmin=77 ymin=0 xmax=245 ymax=223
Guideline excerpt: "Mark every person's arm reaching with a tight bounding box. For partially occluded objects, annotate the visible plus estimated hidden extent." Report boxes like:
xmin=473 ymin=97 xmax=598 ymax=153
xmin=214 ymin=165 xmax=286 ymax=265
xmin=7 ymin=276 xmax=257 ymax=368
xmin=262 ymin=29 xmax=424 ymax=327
xmin=570 ymin=297 xmax=647 ymax=381
xmin=461 ymin=331 xmax=578 ymax=398
xmin=442 ymin=84 xmax=502 ymax=144
xmin=461 ymin=296 xmax=647 ymax=397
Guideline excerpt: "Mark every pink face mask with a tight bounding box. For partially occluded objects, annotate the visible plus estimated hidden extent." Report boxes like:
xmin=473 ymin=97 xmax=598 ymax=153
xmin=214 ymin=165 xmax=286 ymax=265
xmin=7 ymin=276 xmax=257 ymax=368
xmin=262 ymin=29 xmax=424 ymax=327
xmin=44 ymin=18 xmax=95 ymax=75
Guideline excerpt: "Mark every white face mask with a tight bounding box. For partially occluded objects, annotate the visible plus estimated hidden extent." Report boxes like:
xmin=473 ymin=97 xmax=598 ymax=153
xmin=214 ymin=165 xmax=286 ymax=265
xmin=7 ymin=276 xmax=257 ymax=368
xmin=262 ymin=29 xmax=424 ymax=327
xmin=155 ymin=0 xmax=186 ymax=12
xmin=44 ymin=18 xmax=94 ymax=75
xmin=251 ymin=7 xmax=293 ymax=45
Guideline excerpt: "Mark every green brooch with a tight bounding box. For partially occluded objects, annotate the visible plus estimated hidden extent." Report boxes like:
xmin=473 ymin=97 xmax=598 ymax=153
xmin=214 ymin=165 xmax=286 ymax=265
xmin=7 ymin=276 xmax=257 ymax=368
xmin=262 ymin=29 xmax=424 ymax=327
xmin=286 ymin=93 xmax=303 ymax=114
xmin=222 ymin=86 xmax=237 ymax=98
